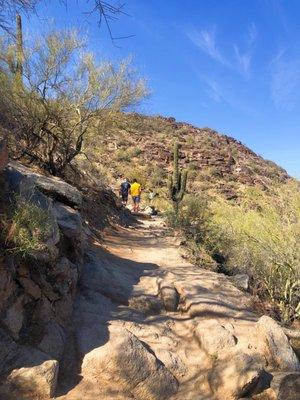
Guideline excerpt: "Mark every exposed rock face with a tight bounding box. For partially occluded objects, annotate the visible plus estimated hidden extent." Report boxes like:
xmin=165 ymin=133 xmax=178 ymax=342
xmin=81 ymin=324 xmax=179 ymax=400
xmin=0 ymin=161 xmax=85 ymax=399
xmin=257 ymin=316 xmax=300 ymax=371
xmin=6 ymin=161 xmax=82 ymax=207
xmin=209 ymin=353 xmax=263 ymax=400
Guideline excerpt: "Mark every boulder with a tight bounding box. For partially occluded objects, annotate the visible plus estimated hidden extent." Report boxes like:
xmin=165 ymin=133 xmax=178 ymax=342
xmin=228 ymin=273 xmax=250 ymax=291
xmin=209 ymin=353 xmax=263 ymax=400
xmin=257 ymin=316 xmax=300 ymax=371
xmin=81 ymin=324 xmax=178 ymax=400
xmin=253 ymin=372 xmax=300 ymax=400
xmin=194 ymin=319 xmax=236 ymax=354
xmin=6 ymin=359 xmax=59 ymax=399
xmin=53 ymin=201 xmax=84 ymax=261
xmin=6 ymin=161 xmax=82 ymax=207
xmin=159 ymin=284 xmax=179 ymax=312
xmin=53 ymin=202 xmax=82 ymax=240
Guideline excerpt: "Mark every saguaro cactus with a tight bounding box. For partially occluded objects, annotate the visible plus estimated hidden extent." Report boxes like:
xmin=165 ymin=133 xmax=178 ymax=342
xmin=15 ymin=14 xmax=24 ymax=88
xmin=168 ymin=142 xmax=188 ymax=213
xmin=8 ymin=14 xmax=24 ymax=89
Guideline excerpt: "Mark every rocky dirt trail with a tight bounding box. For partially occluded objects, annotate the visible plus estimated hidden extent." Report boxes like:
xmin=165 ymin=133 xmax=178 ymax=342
xmin=55 ymin=216 xmax=300 ymax=400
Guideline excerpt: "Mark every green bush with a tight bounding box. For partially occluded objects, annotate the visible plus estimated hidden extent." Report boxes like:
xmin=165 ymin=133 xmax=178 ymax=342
xmin=167 ymin=182 xmax=300 ymax=322
xmin=3 ymin=198 xmax=53 ymax=257
xmin=210 ymin=182 xmax=300 ymax=322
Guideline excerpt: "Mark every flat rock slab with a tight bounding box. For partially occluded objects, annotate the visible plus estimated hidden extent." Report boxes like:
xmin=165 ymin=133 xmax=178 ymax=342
xmin=7 ymin=161 xmax=82 ymax=207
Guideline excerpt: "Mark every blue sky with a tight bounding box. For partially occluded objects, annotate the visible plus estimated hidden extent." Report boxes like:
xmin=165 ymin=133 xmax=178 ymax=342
xmin=26 ymin=0 xmax=300 ymax=177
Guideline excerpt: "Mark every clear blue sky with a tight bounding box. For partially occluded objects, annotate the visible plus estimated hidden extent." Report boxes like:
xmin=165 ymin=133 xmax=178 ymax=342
xmin=26 ymin=0 xmax=300 ymax=177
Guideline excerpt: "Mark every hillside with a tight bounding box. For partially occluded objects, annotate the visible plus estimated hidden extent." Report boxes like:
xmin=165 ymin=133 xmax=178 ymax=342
xmin=83 ymin=112 xmax=289 ymax=202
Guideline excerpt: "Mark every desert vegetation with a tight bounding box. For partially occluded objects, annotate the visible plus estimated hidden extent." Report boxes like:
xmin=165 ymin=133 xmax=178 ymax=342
xmin=0 ymin=13 xmax=148 ymax=177
xmin=168 ymin=181 xmax=300 ymax=323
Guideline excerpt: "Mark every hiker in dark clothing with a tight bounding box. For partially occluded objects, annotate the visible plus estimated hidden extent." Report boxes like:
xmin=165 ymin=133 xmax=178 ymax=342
xmin=119 ymin=178 xmax=131 ymax=205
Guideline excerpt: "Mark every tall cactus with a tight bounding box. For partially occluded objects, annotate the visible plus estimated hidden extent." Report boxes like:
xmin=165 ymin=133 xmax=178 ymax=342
xmin=8 ymin=14 xmax=24 ymax=90
xmin=15 ymin=14 xmax=24 ymax=89
xmin=168 ymin=142 xmax=188 ymax=213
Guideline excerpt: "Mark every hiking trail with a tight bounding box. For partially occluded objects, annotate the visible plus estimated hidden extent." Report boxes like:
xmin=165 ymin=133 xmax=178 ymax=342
xmin=54 ymin=215 xmax=286 ymax=400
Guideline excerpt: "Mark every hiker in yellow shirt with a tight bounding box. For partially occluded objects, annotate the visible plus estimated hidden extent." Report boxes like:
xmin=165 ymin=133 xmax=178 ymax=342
xmin=130 ymin=178 xmax=142 ymax=212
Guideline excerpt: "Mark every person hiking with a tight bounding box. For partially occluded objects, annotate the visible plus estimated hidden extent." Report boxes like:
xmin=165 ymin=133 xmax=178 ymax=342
xmin=130 ymin=178 xmax=142 ymax=212
xmin=119 ymin=178 xmax=131 ymax=205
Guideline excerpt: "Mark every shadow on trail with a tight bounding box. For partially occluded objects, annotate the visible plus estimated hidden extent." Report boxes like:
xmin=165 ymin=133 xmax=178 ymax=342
xmin=56 ymin=220 xmax=260 ymax=398
xmin=56 ymin=241 xmax=161 ymax=396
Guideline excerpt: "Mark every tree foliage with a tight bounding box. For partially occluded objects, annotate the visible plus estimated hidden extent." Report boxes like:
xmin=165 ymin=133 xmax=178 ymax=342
xmin=0 ymin=23 xmax=148 ymax=175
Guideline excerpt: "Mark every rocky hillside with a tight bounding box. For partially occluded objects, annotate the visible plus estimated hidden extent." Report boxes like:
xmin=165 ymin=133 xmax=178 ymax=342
xmin=86 ymin=112 xmax=289 ymax=201
xmin=0 ymin=135 xmax=299 ymax=400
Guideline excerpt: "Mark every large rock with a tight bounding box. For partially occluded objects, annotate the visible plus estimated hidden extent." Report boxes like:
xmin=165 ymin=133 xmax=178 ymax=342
xmin=81 ymin=324 xmax=178 ymax=400
xmin=194 ymin=319 xmax=236 ymax=354
xmin=6 ymin=359 xmax=59 ymax=399
xmin=6 ymin=161 xmax=82 ymax=207
xmin=159 ymin=285 xmax=179 ymax=312
xmin=209 ymin=353 xmax=263 ymax=400
xmin=253 ymin=372 xmax=300 ymax=400
xmin=228 ymin=273 xmax=250 ymax=291
xmin=257 ymin=316 xmax=300 ymax=371
xmin=53 ymin=202 xmax=84 ymax=262
xmin=0 ymin=331 xmax=59 ymax=398
xmin=53 ymin=202 xmax=82 ymax=239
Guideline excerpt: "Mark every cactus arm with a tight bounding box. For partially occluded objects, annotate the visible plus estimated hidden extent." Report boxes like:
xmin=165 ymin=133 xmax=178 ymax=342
xmin=168 ymin=141 xmax=188 ymax=213
xmin=174 ymin=170 xmax=188 ymax=202
xmin=168 ymin=175 xmax=174 ymax=199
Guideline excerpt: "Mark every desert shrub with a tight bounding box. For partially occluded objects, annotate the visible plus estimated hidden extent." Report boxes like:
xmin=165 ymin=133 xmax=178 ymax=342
xmin=167 ymin=181 xmax=300 ymax=322
xmin=149 ymin=166 xmax=167 ymax=187
xmin=116 ymin=149 xmax=131 ymax=163
xmin=186 ymin=136 xmax=196 ymax=145
xmin=209 ymin=182 xmax=300 ymax=322
xmin=2 ymin=197 xmax=53 ymax=256
xmin=128 ymin=147 xmax=143 ymax=157
xmin=167 ymin=194 xmax=212 ymax=240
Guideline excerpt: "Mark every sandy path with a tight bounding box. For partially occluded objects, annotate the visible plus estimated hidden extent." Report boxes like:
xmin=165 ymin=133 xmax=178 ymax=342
xmin=56 ymin=216 xmax=260 ymax=400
